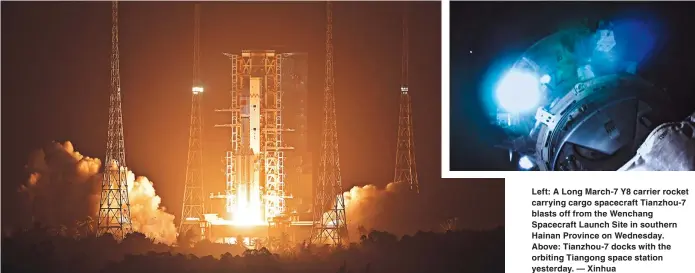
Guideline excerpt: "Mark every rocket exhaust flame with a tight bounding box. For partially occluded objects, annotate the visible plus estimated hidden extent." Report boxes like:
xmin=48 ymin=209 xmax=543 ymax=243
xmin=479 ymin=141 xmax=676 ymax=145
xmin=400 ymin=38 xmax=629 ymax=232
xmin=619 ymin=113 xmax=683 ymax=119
xmin=231 ymin=183 xmax=264 ymax=226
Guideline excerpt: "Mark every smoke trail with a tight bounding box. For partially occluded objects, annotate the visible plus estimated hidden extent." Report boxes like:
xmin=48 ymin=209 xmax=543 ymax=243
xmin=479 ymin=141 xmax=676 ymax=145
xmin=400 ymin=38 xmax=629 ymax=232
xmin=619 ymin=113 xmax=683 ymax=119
xmin=18 ymin=141 xmax=177 ymax=244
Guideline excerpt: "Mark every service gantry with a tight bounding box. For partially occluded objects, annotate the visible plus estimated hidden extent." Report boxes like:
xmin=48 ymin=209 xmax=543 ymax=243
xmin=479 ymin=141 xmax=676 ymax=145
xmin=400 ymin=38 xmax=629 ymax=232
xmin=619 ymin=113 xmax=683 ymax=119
xmin=214 ymin=50 xmax=294 ymax=225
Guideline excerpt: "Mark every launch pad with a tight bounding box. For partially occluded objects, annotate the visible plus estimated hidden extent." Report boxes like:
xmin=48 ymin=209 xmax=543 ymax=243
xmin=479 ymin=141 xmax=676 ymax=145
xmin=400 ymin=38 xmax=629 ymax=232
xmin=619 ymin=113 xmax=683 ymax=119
xmin=200 ymin=50 xmax=312 ymax=245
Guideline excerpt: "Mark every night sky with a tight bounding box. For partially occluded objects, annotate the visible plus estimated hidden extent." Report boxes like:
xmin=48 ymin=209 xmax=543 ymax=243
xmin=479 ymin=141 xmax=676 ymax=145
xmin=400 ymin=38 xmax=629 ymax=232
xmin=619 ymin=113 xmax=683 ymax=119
xmin=450 ymin=1 xmax=695 ymax=171
xmin=2 ymin=2 xmax=503 ymax=231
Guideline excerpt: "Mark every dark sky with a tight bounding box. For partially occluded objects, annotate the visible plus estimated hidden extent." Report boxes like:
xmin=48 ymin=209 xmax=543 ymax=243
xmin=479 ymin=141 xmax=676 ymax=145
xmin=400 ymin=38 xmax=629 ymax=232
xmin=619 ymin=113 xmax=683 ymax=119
xmin=450 ymin=1 xmax=695 ymax=171
xmin=2 ymin=1 xmax=504 ymax=230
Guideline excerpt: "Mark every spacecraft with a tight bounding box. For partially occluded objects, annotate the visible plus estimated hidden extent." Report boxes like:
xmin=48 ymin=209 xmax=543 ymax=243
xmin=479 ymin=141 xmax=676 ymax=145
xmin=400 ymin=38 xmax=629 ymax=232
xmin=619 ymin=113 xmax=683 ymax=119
xmin=619 ymin=111 xmax=695 ymax=171
xmin=490 ymin=20 xmax=691 ymax=171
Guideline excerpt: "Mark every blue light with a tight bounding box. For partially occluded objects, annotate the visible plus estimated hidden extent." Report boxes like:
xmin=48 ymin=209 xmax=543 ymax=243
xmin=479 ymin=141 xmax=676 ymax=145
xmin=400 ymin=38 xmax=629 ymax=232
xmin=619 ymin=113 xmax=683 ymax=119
xmin=519 ymin=155 xmax=535 ymax=170
xmin=495 ymin=69 xmax=541 ymax=113
xmin=539 ymin=74 xmax=551 ymax=84
xmin=611 ymin=19 xmax=657 ymax=65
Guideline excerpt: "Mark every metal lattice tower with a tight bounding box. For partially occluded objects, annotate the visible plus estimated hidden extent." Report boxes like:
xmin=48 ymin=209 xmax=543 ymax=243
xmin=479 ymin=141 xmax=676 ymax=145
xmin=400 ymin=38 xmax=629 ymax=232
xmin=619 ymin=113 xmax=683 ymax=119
xmin=394 ymin=3 xmax=419 ymax=193
xmin=310 ymin=1 xmax=348 ymax=246
xmin=179 ymin=3 xmax=206 ymax=238
xmin=97 ymin=0 xmax=133 ymax=240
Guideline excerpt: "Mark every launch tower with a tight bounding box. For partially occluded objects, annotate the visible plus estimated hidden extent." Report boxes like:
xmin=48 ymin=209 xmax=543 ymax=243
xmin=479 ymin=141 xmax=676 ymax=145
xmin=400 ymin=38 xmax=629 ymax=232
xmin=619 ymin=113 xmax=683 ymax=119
xmin=310 ymin=1 xmax=349 ymax=246
xmin=394 ymin=3 xmax=419 ymax=193
xmin=179 ymin=3 xmax=207 ymax=239
xmin=97 ymin=1 xmax=133 ymax=240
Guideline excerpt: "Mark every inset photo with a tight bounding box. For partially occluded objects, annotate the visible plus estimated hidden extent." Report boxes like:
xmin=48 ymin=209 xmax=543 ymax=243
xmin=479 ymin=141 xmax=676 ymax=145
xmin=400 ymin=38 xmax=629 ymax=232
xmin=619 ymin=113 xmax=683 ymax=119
xmin=449 ymin=1 xmax=695 ymax=172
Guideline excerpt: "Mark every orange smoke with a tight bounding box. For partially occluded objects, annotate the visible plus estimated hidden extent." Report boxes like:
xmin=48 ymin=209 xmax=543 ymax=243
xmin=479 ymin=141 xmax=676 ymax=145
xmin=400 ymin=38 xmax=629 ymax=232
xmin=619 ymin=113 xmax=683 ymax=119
xmin=341 ymin=181 xmax=423 ymax=237
xmin=340 ymin=180 xmax=506 ymax=238
xmin=124 ymin=170 xmax=178 ymax=244
xmin=19 ymin=141 xmax=102 ymax=226
xmin=19 ymin=141 xmax=177 ymax=245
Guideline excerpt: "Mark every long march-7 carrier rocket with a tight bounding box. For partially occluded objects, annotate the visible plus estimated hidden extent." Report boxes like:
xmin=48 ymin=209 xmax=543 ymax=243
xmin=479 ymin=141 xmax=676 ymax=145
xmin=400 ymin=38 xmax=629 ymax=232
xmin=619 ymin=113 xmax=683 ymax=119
xmin=233 ymin=77 xmax=264 ymax=224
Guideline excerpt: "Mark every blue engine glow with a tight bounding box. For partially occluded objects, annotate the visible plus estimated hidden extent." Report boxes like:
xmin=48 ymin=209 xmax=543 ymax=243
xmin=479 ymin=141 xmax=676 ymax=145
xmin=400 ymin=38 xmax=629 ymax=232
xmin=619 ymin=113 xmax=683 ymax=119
xmin=539 ymin=74 xmax=551 ymax=84
xmin=494 ymin=69 xmax=541 ymax=113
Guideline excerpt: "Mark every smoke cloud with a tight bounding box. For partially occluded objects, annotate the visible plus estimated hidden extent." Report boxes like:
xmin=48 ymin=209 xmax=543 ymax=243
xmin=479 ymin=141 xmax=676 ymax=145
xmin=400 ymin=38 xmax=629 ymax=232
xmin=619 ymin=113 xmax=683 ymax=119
xmin=341 ymin=180 xmax=504 ymax=239
xmin=342 ymin=181 xmax=428 ymax=237
xmin=18 ymin=141 xmax=177 ymax=245
xmin=124 ymin=169 xmax=178 ymax=244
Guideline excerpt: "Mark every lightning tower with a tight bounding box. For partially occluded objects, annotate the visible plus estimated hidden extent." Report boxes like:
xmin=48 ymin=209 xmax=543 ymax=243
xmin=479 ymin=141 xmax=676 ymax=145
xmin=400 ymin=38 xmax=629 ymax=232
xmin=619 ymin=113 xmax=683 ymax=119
xmin=394 ymin=3 xmax=419 ymax=193
xmin=311 ymin=1 xmax=348 ymax=245
xmin=180 ymin=3 xmax=206 ymax=238
xmin=97 ymin=0 xmax=133 ymax=240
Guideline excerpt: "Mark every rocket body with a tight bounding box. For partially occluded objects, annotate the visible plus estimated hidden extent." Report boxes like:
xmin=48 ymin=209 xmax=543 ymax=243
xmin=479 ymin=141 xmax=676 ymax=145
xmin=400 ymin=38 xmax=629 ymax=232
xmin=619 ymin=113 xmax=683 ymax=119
xmin=232 ymin=77 xmax=264 ymax=224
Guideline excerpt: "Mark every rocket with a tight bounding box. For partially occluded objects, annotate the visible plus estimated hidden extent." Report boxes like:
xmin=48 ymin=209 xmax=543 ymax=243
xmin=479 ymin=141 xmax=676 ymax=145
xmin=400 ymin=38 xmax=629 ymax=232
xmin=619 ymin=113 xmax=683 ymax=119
xmin=232 ymin=77 xmax=263 ymax=224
